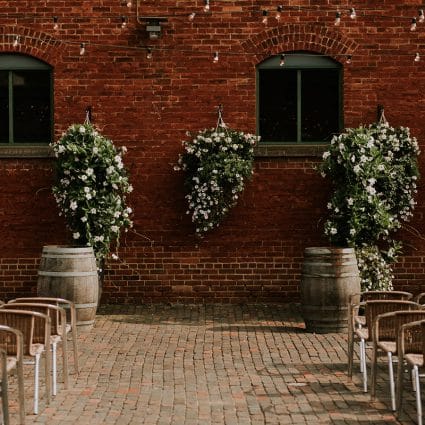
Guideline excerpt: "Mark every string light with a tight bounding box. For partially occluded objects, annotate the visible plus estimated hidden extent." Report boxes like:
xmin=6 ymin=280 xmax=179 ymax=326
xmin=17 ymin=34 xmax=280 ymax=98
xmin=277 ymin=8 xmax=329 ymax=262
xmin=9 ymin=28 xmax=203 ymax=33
xmin=146 ymin=48 xmax=152 ymax=59
xmin=345 ymin=55 xmax=352 ymax=64
xmin=419 ymin=9 xmax=425 ymax=23
xmin=349 ymin=8 xmax=356 ymax=20
xmin=334 ymin=11 xmax=341 ymax=26
xmin=203 ymin=0 xmax=210 ymax=12
xmin=276 ymin=5 xmax=283 ymax=22
xmin=79 ymin=42 xmax=86 ymax=55
xmin=13 ymin=35 xmax=20 ymax=47
xmin=411 ymin=17 xmax=417 ymax=31
xmin=121 ymin=16 xmax=127 ymax=29
xmin=53 ymin=16 xmax=59 ymax=31
xmin=262 ymin=10 xmax=268 ymax=25
xmin=415 ymin=52 xmax=421 ymax=62
xmin=126 ymin=1 xmax=132 ymax=8
xmin=213 ymin=51 xmax=219 ymax=63
xmin=188 ymin=12 xmax=196 ymax=21
xmin=279 ymin=54 xmax=285 ymax=66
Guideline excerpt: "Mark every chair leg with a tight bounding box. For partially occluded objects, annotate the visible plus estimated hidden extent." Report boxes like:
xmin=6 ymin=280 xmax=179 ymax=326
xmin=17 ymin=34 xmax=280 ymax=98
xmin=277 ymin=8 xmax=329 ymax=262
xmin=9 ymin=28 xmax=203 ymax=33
xmin=17 ymin=362 xmax=25 ymax=424
xmin=360 ymin=338 xmax=368 ymax=392
xmin=388 ymin=352 xmax=396 ymax=411
xmin=1 ymin=365 xmax=9 ymax=425
xmin=71 ymin=328 xmax=79 ymax=375
xmin=396 ymin=358 xmax=405 ymax=416
xmin=414 ymin=365 xmax=423 ymax=425
xmin=34 ymin=354 xmax=40 ymax=415
xmin=348 ymin=329 xmax=354 ymax=378
xmin=360 ymin=339 xmax=365 ymax=373
xmin=61 ymin=337 xmax=69 ymax=390
xmin=370 ymin=342 xmax=378 ymax=401
xmin=52 ymin=343 xmax=57 ymax=396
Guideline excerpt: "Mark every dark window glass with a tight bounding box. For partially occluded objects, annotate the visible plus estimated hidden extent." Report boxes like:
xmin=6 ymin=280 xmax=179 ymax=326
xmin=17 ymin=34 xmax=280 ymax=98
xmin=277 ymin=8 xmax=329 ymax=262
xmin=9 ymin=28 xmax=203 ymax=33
xmin=13 ymin=71 xmax=51 ymax=143
xmin=258 ymin=54 xmax=341 ymax=143
xmin=301 ymin=69 xmax=339 ymax=142
xmin=259 ymin=70 xmax=297 ymax=142
xmin=0 ymin=71 xmax=8 ymax=143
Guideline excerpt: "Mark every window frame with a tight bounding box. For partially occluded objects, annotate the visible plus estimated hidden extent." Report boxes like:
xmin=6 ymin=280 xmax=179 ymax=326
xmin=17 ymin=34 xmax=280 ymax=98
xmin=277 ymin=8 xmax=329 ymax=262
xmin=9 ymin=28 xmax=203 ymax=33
xmin=256 ymin=52 xmax=343 ymax=146
xmin=0 ymin=54 xmax=53 ymax=157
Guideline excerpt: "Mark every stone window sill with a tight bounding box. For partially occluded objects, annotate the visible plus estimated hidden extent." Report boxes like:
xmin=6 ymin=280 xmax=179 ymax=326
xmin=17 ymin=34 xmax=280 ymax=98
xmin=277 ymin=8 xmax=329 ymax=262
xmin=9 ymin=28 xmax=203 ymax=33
xmin=254 ymin=144 xmax=328 ymax=158
xmin=0 ymin=146 xmax=54 ymax=158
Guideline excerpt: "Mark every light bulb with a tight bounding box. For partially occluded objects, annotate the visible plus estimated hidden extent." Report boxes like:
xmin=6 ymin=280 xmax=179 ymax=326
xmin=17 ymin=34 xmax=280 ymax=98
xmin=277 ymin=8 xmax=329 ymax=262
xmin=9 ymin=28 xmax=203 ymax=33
xmin=345 ymin=55 xmax=352 ymax=64
xmin=203 ymin=0 xmax=210 ymax=12
xmin=415 ymin=52 xmax=421 ymax=62
xmin=188 ymin=12 xmax=196 ymax=21
xmin=276 ymin=5 xmax=283 ymax=22
xmin=80 ymin=43 xmax=86 ymax=55
xmin=411 ymin=17 xmax=417 ymax=31
xmin=419 ymin=9 xmax=425 ymax=23
xmin=334 ymin=12 xmax=341 ymax=26
xmin=126 ymin=1 xmax=132 ymax=8
xmin=121 ymin=16 xmax=127 ymax=29
xmin=262 ymin=10 xmax=268 ymax=25
xmin=13 ymin=36 xmax=20 ymax=47
xmin=213 ymin=52 xmax=219 ymax=63
xmin=53 ymin=16 xmax=59 ymax=31
xmin=147 ymin=48 xmax=152 ymax=59
xmin=279 ymin=54 xmax=285 ymax=66
xmin=349 ymin=8 xmax=356 ymax=19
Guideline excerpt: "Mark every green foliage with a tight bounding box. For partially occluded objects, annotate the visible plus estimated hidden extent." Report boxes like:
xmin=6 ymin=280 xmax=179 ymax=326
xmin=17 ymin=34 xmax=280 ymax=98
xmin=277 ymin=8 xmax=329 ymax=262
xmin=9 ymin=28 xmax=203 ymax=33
xmin=318 ymin=123 xmax=420 ymax=290
xmin=51 ymin=123 xmax=133 ymax=264
xmin=175 ymin=126 xmax=259 ymax=236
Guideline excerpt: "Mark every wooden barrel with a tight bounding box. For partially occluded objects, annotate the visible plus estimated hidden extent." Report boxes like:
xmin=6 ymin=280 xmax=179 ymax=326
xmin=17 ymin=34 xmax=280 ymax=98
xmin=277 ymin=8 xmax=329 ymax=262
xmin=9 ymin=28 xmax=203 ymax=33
xmin=37 ymin=245 xmax=99 ymax=332
xmin=300 ymin=247 xmax=360 ymax=333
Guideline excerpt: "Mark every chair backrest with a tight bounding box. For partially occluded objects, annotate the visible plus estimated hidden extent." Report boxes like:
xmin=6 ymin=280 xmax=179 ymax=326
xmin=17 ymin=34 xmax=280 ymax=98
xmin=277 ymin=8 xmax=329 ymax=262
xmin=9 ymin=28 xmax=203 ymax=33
xmin=9 ymin=297 xmax=76 ymax=331
xmin=375 ymin=310 xmax=425 ymax=343
xmin=0 ymin=310 xmax=50 ymax=356
xmin=0 ymin=325 xmax=23 ymax=360
xmin=365 ymin=300 xmax=421 ymax=341
xmin=4 ymin=303 xmax=66 ymax=337
xmin=350 ymin=290 xmax=413 ymax=305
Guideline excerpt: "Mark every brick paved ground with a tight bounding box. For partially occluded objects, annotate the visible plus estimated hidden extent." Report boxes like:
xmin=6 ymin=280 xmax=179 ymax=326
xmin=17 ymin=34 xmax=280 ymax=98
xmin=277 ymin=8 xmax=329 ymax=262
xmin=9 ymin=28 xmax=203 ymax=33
xmin=4 ymin=304 xmax=422 ymax=424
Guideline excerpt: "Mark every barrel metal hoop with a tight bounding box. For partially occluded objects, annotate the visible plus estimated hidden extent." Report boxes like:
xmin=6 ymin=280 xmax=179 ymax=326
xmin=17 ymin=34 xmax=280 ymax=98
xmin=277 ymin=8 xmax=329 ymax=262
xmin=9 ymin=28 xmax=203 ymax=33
xmin=38 ymin=271 xmax=98 ymax=277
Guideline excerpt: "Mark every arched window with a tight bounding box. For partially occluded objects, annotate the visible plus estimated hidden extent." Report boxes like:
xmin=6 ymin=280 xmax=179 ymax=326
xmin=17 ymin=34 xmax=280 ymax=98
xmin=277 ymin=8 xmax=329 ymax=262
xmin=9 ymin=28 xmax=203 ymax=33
xmin=257 ymin=52 xmax=342 ymax=144
xmin=0 ymin=54 xmax=52 ymax=145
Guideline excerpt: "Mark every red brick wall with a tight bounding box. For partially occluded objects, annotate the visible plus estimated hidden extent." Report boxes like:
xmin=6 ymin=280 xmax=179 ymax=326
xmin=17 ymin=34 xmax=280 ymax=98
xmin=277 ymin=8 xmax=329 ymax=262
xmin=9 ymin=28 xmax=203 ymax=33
xmin=1 ymin=1 xmax=425 ymax=303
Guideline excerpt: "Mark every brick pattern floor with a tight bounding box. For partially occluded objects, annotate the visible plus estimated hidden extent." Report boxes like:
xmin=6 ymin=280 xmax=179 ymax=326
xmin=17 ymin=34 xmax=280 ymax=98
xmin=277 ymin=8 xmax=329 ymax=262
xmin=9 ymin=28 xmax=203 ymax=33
xmin=4 ymin=304 xmax=422 ymax=424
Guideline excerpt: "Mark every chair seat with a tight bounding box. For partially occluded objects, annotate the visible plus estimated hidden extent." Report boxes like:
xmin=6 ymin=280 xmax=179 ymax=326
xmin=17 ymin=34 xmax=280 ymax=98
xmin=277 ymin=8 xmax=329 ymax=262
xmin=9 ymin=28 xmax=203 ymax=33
xmin=377 ymin=340 xmax=396 ymax=354
xmin=6 ymin=356 xmax=17 ymax=373
xmin=30 ymin=343 xmax=45 ymax=357
xmin=356 ymin=328 xmax=369 ymax=340
xmin=405 ymin=353 xmax=424 ymax=368
xmin=51 ymin=335 xmax=62 ymax=344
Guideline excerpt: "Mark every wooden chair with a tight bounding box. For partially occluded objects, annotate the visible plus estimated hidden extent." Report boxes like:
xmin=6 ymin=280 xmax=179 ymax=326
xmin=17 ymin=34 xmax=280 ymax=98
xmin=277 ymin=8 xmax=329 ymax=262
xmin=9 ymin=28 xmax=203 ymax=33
xmin=396 ymin=319 xmax=425 ymax=425
xmin=370 ymin=309 xmax=425 ymax=411
xmin=0 ymin=325 xmax=26 ymax=424
xmin=348 ymin=292 xmax=414 ymax=380
xmin=8 ymin=297 xmax=79 ymax=375
xmin=0 ymin=310 xmax=51 ymax=415
xmin=3 ymin=303 xmax=69 ymax=396
xmin=348 ymin=299 xmax=419 ymax=392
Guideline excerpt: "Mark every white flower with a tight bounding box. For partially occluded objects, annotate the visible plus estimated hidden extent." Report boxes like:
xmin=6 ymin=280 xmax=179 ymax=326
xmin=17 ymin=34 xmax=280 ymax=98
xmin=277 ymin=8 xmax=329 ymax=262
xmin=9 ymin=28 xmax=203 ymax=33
xmin=81 ymin=217 xmax=87 ymax=222
xmin=353 ymin=165 xmax=361 ymax=174
xmin=366 ymin=185 xmax=376 ymax=195
xmin=86 ymin=193 xmax=92 ymax=200
xmin=350 ymin=228 xmax=356 ymax=235
xmin=92 ymin=147 xmax=99 ymax=154
xmin=86 ymin=168 xmax=94 ymax=176
xmin=347 ymin=198 xmax=354 ymax=206
xmin=80 ymin=175 xmax=87 ymax=181
xmin=84 ymin=187 xmax=90 ymax=193
xmin=111 ymin=225 xmax=119 ymax=233
xmin=322 ymin=151 xmax=331 ymax=160
xmin=70 ymin=201 xmax=78 ymax=210
xmin=330 ymin=227 xmax=338 ymax=235
xmin=90 ymin=208 xmax=97 ymax=214
xmin=79 ymin=126 xmax=85 ymax=134
xmin=73 ymin=232 xmax=80 ymax=239
xmin=111 ymin=253 xmax=119 ymax=260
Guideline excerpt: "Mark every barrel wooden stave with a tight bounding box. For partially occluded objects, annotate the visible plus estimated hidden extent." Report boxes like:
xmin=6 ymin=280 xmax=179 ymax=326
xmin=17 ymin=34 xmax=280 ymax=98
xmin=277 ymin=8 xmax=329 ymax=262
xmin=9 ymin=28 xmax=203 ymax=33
xmin=37 ymin=245 xmax=99 ymax=332
xmin=300 ymin=247 xmax=360 ymax=333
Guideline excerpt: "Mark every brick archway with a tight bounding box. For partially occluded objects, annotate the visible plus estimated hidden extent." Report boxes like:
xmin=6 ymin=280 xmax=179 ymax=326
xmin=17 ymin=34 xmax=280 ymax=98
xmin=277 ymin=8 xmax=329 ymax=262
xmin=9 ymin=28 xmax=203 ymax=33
xmin=241 ymin=23 xmax=359 ymax=64
xmin=0 ymin=26 xmax=66 ymax=65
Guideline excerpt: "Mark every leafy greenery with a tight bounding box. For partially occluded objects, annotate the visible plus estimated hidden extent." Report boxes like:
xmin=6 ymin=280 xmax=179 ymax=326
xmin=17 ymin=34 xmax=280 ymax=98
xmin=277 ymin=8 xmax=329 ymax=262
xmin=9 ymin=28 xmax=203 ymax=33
xmin=175 ymin=126 xmax=259 ymax=236
xmin=318 ymin=123 xmax=420 ymax=290
xmin=51 ymin=123 xmax=133 ymax=264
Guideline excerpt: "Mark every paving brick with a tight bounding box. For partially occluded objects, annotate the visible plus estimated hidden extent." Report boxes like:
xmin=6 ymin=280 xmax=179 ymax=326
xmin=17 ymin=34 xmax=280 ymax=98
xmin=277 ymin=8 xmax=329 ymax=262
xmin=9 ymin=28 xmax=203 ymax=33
xmin=4 ymin=304 xmax=421 ymax=424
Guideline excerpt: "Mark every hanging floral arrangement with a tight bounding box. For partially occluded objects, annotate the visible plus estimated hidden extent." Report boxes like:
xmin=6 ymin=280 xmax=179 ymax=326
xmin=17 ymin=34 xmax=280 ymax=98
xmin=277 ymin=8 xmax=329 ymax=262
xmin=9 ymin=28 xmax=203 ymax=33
xmin=318 ymin=119 xmax=420 ymax=290
xmin=175 ymin=107 xmax=260 ymax=236
xmin=51 ymin=121 xmax=133 ymax=264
